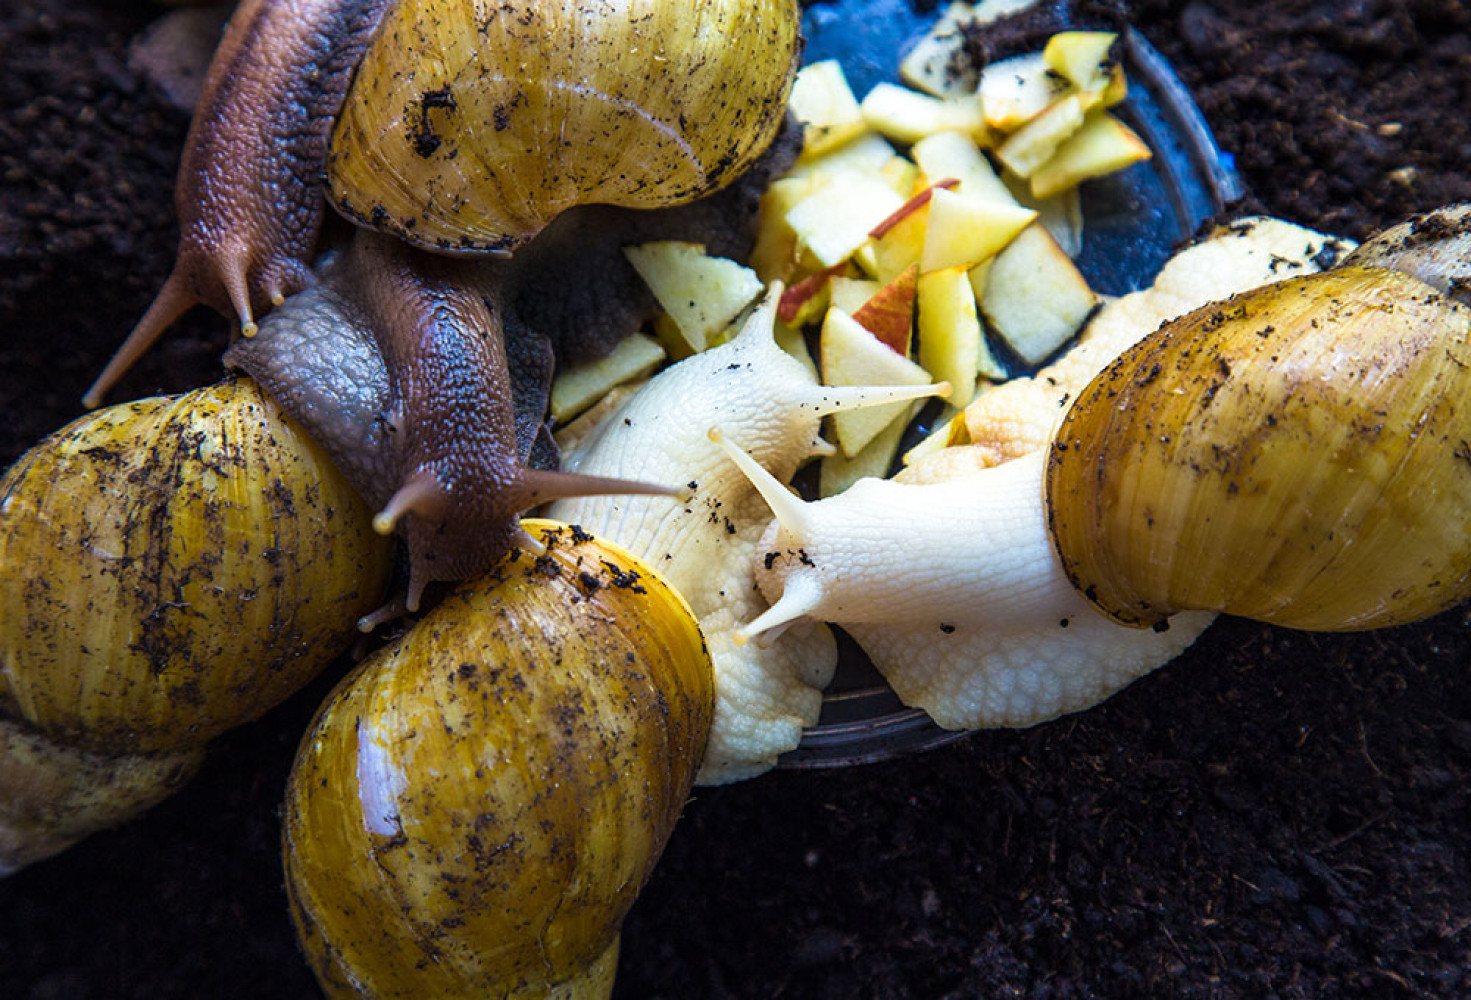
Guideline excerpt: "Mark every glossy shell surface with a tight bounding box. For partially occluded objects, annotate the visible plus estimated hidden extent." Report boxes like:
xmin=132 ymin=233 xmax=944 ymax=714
xmin=1047 ymin=266 xmax=1471 ymax=631
xmin=0 ymin=377 xmax=393 ymax=753
xmin=328 ymin=0 xmax=801 ymax=253
xmin=282 ymin=520 xmax=714 ymax=1000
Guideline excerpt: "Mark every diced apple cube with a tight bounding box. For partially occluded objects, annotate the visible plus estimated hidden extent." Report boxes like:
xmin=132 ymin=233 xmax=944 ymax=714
xmin=774 ymin=318 xmax=818 ymax=377
xmin=549 ymin=332 xmax=666 ymax=424
xmin=787 ymin=131 xmax=897 ymax=183
xmin=750 ymin=175 xmax=819 ymax=283
xmin=623 ymin=242 xmax=763 ymax=352
xmin=820 ymin=308 xmax=934 ymax=456
xmin=978 ymin=52 xmax=1070 ymax=133
xmin=1043 ymin=31 xmax=1119 ymax=93
xmin=829 ymin=275 xmax=882 ymax=314
xmin=851 ymin=263 xmax=918 ymax=355
xmin=787 ymin=173 xmax=907 ymax=267
xmin=1030 ymin=111 xmax=1152 ymax=199
xmin=861 ymin=82 xmax=988 ymax=147
xmin=789 ymin=59 xmax=867 ymax=159
xmin=917 ymin=266 xmax=983 ymax=407
xmin=979 ymin=223 xmax=1098 ymax=365
xmin=920 ymin=187 xmax=1037 ymax=273
xmin=898 ymin=0 xmax=1044 ymax=96
xmin=819 ymin=401 xmax=916 ymax=497
xmin=994 ymin=93 xmax=1086 ymax=178
xmin=910 ymin=130 xmax=1019 ymax=206
xmin=902 ymin=406 xmax=970 ymax=467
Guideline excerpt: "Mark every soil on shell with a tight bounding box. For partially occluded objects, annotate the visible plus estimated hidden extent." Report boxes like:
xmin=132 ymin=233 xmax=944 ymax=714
xmin=1 ymin=0 xmax=1468 ymax=997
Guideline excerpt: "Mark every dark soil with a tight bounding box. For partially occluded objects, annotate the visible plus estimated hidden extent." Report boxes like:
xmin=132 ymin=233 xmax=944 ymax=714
xmin=3 ymin=0 xmax=1470 ymax=997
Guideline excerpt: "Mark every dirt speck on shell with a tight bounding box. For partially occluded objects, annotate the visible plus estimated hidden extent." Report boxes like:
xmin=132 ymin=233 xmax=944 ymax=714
xmin=2 ymin=0 xmax=1469 ymax=998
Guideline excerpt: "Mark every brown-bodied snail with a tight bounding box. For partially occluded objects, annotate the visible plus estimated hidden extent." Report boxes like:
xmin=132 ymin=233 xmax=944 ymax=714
xmin=723 ymin=205 xmax=1471 ymax=730
xmin=83 ymin=0 xmax=803 ymax=607
xmin=282 ymin=520 xmax=714 ymax=999
xmin=0 ymin=377 xmax=394 ymax=872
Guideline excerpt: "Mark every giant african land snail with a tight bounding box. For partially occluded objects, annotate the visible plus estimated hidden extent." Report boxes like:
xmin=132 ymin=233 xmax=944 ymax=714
xmin=83 ymin=0 xmax=804 ymax=605
xmin=282 ymin=521 xmax=714 ymax=1000
xmin=727 ymin=205 xmax=1471 ymax=731
xmin=0 ymin=379 xmax=393 ymax=873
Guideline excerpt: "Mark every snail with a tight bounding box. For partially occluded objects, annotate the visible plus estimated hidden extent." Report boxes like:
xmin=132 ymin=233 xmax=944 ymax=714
xmin=0 ymin=377 xmax=394 ymax=873
xmin=282 ymin=520 xmax=713 ymax=999
xmin=82 ymin=0 xmax=804 ymax=607
xmin=546 ymin=289 xmax=950 ymax=781
xmin=718 ymin=205 xmax=1471 ymax=731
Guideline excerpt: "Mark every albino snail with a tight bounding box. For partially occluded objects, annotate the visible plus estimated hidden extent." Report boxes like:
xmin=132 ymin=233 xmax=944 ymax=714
xmin=83 ymin=0 xmax=803 ymax=607
xmin=283 ymin=521 xmax=714 ymax=999
xmin=547 ymin=291 xmax=949 ymax=781
xmin=0 ymin=378 xmax=393 ymax=873
xmin=723 ymin=207 xmax=1471 ymax=730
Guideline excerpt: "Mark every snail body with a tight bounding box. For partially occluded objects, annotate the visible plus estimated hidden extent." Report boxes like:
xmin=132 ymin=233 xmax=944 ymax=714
xmin=282 ymin=521 xmax=713 ymax=999
xmin=733 ymin=211 xmax=1471 ymax=731
xmin=86 ymin=0 xmax=803 ymax=605
xmin=0 ymin=378 xmax=393 ymax=871
xmin=547 ymin=291 xmax=947 ymax=781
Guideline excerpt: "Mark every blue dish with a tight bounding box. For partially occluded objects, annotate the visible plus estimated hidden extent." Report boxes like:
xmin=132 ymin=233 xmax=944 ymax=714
xmin=783 ymin=0 xmax=1242 ymax=768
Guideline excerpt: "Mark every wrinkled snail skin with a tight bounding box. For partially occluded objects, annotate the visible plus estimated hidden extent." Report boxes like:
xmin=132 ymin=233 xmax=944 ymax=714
xmin=0 ymin=378 xmax=394 ymax=872
xmin=283 ymin=521 xmax=714 ymax=1000
xmin=83 ymin=0 xmax=394 ymax=408
xmin=1048 ymin=262 xmax=1471 ymax=631
xmin=732 ymin=211 xmax=1471 ymax=732
xmin=328 ymin=0 xmax=802 ymax=254
xmin=548 ymin=292 xmax=947 ymax=781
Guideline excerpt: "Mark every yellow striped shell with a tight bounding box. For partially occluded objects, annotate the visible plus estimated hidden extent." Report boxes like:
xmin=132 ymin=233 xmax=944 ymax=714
xmin=0 ymin=377 xmax=393 ymax=870
xmin=1047 ymin=265 xmax=1471 ymax=631
xmin=327 ymin=0 xmax=801 ymax=253
xmin=283 ymin=520 xmax=713 ymax=999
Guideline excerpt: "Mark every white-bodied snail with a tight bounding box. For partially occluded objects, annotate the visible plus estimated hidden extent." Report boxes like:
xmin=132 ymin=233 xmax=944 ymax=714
xmin=547 ymin=290 xmax=949 ymax=782
xmin=0 ymin=378 xmax=393 ymax=873
xmin=282 ymin=521 xmax=713 ymax=999
xmin=719 ymin=206 xmax=1471 ymax=731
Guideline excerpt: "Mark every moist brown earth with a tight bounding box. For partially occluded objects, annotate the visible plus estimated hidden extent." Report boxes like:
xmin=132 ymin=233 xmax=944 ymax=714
xmin=2 ymin=0 xmax=1469 ymax=997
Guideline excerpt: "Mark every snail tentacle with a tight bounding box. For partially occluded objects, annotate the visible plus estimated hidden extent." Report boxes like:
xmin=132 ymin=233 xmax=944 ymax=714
xmin=83 ymin=0 xmax=394 ymax=407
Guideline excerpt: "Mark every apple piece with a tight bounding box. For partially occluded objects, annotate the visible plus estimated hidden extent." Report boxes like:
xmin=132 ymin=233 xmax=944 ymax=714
xmin=787 ymin=131 xmax=897 ymax=183
xmin=910 ymin=130 xmax=1019 ymax=206
xmin=788 ymin=59 xmax=867 ymax=159
xmin=774 ymin=319 xmax=818 ymax=378
xmin=1030 ymin=111 xmax=1152 ymax=199
xmin=750 ymin=175 xmax=819 ymax=283
xmin=879 ymin=155 xmax=921 ymax=198
xmin=920 ymin=187 xmax=1036 ymax=273
xmin=778 ymin=261 xmax=848 ymax=325
xmin=820 ymin=308 xmax=934 ymax=457
xmin=553 ymin=379 xmax=648 ymax=454
xmin=787 ymin=172 xmax=907 ymax=267
xmin=851 ymin=263 xmax=918 ymax=355
xmin=623 ymin=241 xmax=763 ymax=352
xmin=867 ymin=198 xmax=929 ymax=285
xmin=819 ymin=401 xmax=916 ymax=497
xmin=994 ymin=93 xmax=1086 ymax=178
xmin=901 ymin=406 xmax=970 ymax=467
xmin=869 ymin=177 xmax=959 ymax=240
xmin=829 ymin=275 xmax=882 ymax=315
xmin=549 ymin=332 xmax=666 ymax=424
xmin=1043 ymin=31 xmax=1119 ymax=93
xmin=978 ymin=51 xmax=1070 ymax=133
xmin=916 ymin=266 xmax=984 ymax=407
xmin=979 ymin=223 xmax=1098 ymax=365
xmin=860 ymin=82 xmax=989 ymax=147
xmin=1004 ymin=175 xmax=1085 ymax=258
xmin=898 ymin=0 xmax=1043 ymax=96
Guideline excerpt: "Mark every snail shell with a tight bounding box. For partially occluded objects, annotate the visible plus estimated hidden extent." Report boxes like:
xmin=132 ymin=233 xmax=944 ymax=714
xmin=328 ymin=0 xmax=801 ymax=253
xmin=0 ymin=378 xmax=393 ymax=871
xmin=1047 ymin=264 xmax=1471 ymax=631
xmin=282 ymin=520 xmax=713 ymax=999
